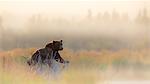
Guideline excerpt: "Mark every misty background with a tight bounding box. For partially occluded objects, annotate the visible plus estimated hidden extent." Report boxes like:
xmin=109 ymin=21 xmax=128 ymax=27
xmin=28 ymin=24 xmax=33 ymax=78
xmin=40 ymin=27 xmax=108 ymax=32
xmin=0 ymin=1 xmax=150 ymax=51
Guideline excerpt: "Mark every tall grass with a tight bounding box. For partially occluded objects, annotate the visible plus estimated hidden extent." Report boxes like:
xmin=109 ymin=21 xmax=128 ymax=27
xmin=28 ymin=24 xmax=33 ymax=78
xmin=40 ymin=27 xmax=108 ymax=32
xmin=0 ymin=48 xmax=150 ymax=84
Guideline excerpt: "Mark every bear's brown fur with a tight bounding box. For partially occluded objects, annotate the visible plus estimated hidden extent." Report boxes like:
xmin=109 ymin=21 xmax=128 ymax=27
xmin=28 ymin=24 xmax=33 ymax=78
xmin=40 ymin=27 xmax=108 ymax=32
xmin=27 ymin=40 xmax=67 ymax=66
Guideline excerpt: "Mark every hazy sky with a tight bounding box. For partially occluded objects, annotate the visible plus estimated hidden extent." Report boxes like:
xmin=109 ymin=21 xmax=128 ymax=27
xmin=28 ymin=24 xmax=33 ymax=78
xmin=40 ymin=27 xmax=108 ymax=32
xmin=0 ymin=0 xmax=149 ymax=31
xmin=0 ymin=0 xmax=149 ymax=18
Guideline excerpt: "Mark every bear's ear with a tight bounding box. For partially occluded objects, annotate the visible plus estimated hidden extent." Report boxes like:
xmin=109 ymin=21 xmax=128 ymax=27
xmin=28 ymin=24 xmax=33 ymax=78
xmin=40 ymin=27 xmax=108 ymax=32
xmin=60 ymin=40 xmax=63 ymax=42
xmin=53 ymin=41 xmax=56 ymax=43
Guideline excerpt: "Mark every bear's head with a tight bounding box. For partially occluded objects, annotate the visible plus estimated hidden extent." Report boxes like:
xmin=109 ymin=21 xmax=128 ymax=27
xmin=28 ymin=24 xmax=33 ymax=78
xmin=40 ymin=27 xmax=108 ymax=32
xmin=45 ymin=40 xmax=63 ymax=51
xmin=53 ymin=40 xmax=63 ymax=51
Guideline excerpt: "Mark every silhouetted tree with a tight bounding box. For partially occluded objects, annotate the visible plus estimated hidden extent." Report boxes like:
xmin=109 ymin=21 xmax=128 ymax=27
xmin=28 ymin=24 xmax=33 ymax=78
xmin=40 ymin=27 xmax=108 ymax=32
xmin=111 ymin=9 xmax=120 ymax=23
xmin=135 ymin=8 xmax=150 ymax=25
xmin=102 ymin=11 xmax=111 ymax=22
xmin=135 ymin=10 xmax=142 ymax=23
xmin=87 ymin=9 xmax=92 ymax=20
xmin=0 ymin=16 xmax=4 ymax=50
xmin=142 ymin=8 xmax=149 ymax=25
xmin=96 ymin=12 xmax=102 ymax=22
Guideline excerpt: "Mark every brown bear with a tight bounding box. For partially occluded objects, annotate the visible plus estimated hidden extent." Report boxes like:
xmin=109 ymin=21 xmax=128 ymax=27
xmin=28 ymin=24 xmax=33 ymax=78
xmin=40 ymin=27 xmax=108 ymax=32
xmin=27 ymin=40 xmax=69 ymax=66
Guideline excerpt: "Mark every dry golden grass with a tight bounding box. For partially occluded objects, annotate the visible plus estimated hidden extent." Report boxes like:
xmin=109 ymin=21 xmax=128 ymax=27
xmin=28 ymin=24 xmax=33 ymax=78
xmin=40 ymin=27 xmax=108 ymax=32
xmin=0 ymin=48 xmax=150 ymax=84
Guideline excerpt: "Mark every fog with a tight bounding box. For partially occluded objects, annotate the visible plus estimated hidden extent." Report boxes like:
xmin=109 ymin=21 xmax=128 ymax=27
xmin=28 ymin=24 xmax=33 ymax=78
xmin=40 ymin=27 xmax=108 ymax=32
xmin=0 ymin=1 xmax=150 ymax=51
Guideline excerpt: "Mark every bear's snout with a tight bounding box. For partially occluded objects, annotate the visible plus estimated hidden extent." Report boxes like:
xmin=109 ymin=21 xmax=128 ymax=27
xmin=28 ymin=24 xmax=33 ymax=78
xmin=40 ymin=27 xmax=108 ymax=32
xmin=60 ymin=48 xmax=63 ymax=50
